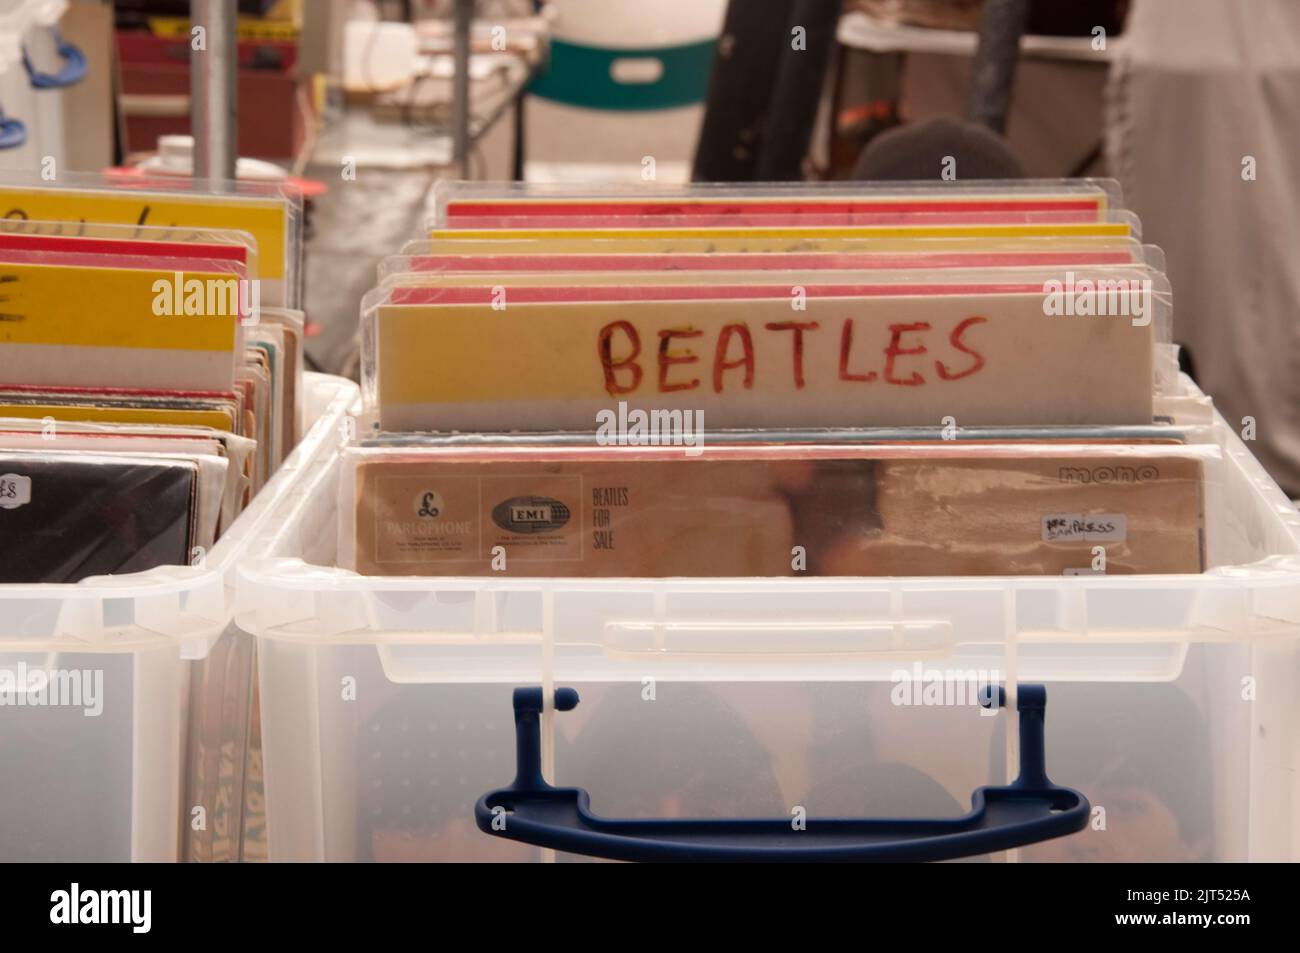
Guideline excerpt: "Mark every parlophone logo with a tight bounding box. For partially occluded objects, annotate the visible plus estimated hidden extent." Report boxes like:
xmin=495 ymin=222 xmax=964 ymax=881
xmin=415 ymin=490 xmax=444 ymax=518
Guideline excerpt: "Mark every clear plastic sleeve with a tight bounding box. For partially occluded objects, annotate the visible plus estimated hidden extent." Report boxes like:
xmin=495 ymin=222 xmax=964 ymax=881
xmin=0 ymin=448 xmax=224 ymax=583
xmin=246 ymin=324 xmax=287 ymax=466
xmin=376 ymin=236 xmax=1158 ymax=282
xmin=0 ymin=218 xmax=262 ymax=288
xmin=0 ymin=422 xmax=254 ymax=534
xmin=0 ymin=256 xmax=254 ymax=392
xmin=0 ymin=171 xmax=301 ymax=307
xmin=405 ymin=228 xmax=1140 ymax=256
xmin=427 ymin=208 xmax=1143 ymax=243
xmin=338 ymin=441 xmax=1212 ymax=578
xmin=358 ymin=264 xmax=1174 ymax=432
xmin=429 ymin=177 xmax=1126 ymax=227
xmin=260 ymin=307 xmax=306 ymax=446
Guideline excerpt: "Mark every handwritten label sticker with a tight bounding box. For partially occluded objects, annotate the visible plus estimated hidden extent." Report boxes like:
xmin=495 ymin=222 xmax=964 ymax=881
xmin=0 ymin=473 xmax=31 ymax=509
xmin=1042 ymin=513 xmax=1126 ymax=543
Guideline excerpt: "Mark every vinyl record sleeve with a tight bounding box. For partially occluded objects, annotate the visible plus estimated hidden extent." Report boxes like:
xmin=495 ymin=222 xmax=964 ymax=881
xmin=0 ymin=386 xmax=242 ymax=434
xmin=247 ymin=326 xmax=286 ymax=466
xmin=0 ymin=401 xmax=237 ymax=432
xmin=237 ymin=356 xmax=272 ymax=483
xmin=428 ymin=213 xmax=1138 ymax=246
xmin=0 ymin=261 xmax=243 ymax=392
xmin=361 ymin=424 xmax=1192 ymax=448
xmin=342 ymin=443 xmax=1209 ymax=578
xmin=0 ymin=451 xmax=199 ymax=583
xmin=0 ymin=429 xmax=245 ymax=532
xmin=260 ymin=307 xmax=304 ymax=447
xmin=365 ymin=271 xmax=1165 ymax=431
xmin=377 ymin=242 xmax=1155 ymax=283
xmin=429 ymin=178 xmax=1124 ymax=227
xmin=0 ymin=220 xmax=262 ymax=306
xmin=0 ymin=417 xmax=259 ymax=508
xmin=405 ymin=232 xmax=1141 ymax=257
xmin=0 ymin=172 xmax=300 ymax=306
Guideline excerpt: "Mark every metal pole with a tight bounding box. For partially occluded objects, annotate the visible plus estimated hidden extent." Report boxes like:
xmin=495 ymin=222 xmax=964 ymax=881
xmin=191 ymin=0 xmax=238 ymax=184
xmin=453 ymin=0 xmax=473 ymax=173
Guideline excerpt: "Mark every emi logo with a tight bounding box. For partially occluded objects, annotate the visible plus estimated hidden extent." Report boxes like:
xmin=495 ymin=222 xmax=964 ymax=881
xmin=492 ymin=496 xmax=570 ymax=534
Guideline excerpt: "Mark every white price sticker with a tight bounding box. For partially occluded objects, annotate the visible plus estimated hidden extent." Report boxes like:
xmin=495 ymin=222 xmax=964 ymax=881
xmin=1042 ymin=513 xmax=1126 ymax=543
xmin=0 ymin=474 xmax=31 ymax=509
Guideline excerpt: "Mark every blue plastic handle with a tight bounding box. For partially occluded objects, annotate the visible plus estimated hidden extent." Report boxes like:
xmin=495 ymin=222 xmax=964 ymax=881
xmin=24 ymin=30 xmax=87 ymax=90
xmin=475 ymin=684 xmax=1089 ymax=862
xmin=0 ymin=111 xmax=26 ymax=150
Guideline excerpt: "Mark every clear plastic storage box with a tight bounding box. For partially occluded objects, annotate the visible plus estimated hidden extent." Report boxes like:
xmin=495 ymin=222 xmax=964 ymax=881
xmin=0 ymin=373 xmax=359 ymax=862
xmin=235 ymin=375 xmax=1300 ymax=862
